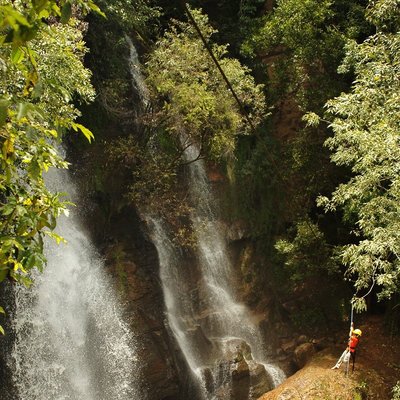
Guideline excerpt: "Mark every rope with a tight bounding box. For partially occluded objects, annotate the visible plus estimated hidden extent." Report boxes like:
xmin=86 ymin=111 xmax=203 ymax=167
xmin=345 ymin=273 xmax=376 ymax=376
xmin=180 ymin=1 xmax=287 ymax=185
xmin=345 ymin=301 xmax=354 ymax=376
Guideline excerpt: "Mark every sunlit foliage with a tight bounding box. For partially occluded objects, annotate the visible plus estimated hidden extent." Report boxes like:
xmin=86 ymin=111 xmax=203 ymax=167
xmin=0 ymin=0 xmax=97 ymax=333
xmin=146 ymin=8 xmax=266 ymax=160
xmin=317 ymin=0 xmax=400 ymax=309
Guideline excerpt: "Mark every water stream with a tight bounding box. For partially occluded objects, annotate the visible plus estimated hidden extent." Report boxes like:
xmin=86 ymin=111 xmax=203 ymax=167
xmin=9 ymin=168 xmax=141 ymax=400
xmin=148 ymin=146 xmax=285 ymax=399
xmin=127 ymin=35 xmax=285 ymax=399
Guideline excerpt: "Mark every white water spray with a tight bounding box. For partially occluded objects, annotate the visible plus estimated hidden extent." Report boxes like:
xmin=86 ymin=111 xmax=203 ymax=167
xmin=186 ymin=144 xmax=285 ymax=386
xmin=10 ymin=168 xmax=142 ymax=400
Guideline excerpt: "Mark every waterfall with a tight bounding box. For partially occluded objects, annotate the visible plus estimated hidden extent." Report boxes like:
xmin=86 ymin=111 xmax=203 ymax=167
xmin=9 ymin=168 xmax=142 ymax=400
xmin=148 ymin=145 xmax=285 ymax=400
xmin=125 ymin=35 xmax=149 ymax=108
xmin=185 ymin=145 xmax=286 ymax=385
xmin=124 ymin=36 xmax=285 ymax=399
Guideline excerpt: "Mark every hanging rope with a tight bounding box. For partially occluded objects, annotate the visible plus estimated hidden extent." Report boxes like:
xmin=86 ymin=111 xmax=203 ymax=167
xmin=181 ymin=1 xmax=287 ymax=183
xmin=345 ymin=273 xmax=377 ymax=376
xmin=345 ymin=301 xmax=355 ymax=376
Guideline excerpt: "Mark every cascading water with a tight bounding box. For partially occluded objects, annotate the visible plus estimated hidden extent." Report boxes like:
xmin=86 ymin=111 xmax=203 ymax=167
xmin=148 ymin=145 xmax=285 ymax=400
xmin=9 ymin=168 xmax=142 ymax=400
xmin=125 ymin=35 xmax=149 ymax=108
xmin=124 ymin=36 xmax=285 ymax=399
xmin=185 ymin=144 xmax=286 ymax=385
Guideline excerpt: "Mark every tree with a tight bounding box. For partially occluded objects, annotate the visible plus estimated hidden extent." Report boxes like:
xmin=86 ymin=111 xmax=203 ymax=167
xmin=242 ymin=0 xmax=371 ymax=110
xmin=315 ymin=0 xmax=400 ymax=310
xmin=0 ymin=0 xmax=98 ymax=333
xmin=103 ymin=7 xmax=267 ymax=226
xmin=145 ymin=7 xmax=266 ymax=161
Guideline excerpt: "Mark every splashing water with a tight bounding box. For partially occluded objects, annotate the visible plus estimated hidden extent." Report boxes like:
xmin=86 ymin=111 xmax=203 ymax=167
xmin=10 ymin=168 xmax=142 ymax=400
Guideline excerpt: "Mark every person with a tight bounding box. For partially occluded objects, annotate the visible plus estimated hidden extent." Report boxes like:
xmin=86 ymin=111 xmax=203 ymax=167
xmin=331 ymin=322 xmax=362 ymax=371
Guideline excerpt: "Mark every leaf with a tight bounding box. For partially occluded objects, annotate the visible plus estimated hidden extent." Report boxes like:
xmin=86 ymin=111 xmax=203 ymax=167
xmin=60 ymin=2 xmax=72 ymax=24
xmin=87 ymin=1 xmax=106 ymax=18
xmin=19 ymin=275 xmax=33 ymax=288
xmin=0 ymin=306 xmax=5 ymax=314
xmin=72 ymin=122 xmax=94 ymax=143
xmin=0 ymin=325 xmax=4 ymax=335
xmin=17 ymin=102 xmax=29 ymax=120
xmin=46 ymin=213 xmax=57 ymax=230
xmin=2 ymin=136 xmax=14 ymax=159
xmin=44 ymin=230 xmax=66 ymax=244
xmin=0 ymin=269 xmax=7 ymax=283
xmin=302 ymin=112 xmax=321 ymax=127
xmin=33 ymin=0 xmax=50 ymax=13
xmin=32 ymin=79 xmax=44 ymax=98
xmin=11 ymin=47 xmax=25 ymax=64
xmin=26 ymin=47 xmax=37 ymax=68
xmin=37 ymin=9 xmax=50 ymax=19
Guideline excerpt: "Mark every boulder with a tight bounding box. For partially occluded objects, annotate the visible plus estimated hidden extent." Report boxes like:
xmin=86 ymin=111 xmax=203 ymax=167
xmin=231 ymin=359 xmax=251 ymax=400
xmin=248 ymin=361 xmax=274 ymax=398
xmin=281 ymin=339 xmax=296 ymax=354
xmin=294 ymin=343 xmax=316 ymax=368
xmin=232 ymin=359 xmax=250 ymax=379
xmin=297 ymin=335 xmax=308 ymax=345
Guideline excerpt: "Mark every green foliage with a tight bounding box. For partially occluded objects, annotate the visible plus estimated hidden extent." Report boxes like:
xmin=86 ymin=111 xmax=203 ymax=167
xmin=275 ymin=219 xmax=337 ymax=282
xmin=242 ymin=0 xmax=370 ymax=110
xmin=366 ymin=0 xmax=400 ymax=31
xmin=318 ymin=0 xmax=400 ymax=308
xmin=94 ymin=0 xmax=160 ymax=35
xmin=0 ymin=0 xmax=103 ymax=46
xmin=230 ymin=0 xmax=369 ymax=251
xmin=227 ymin=133 xmax=281 ymax=240
xmin=0 ymin=1 xmax=96 ymax=333
xmin=104 ymin=134 xmax=196 ymax=246
xmin=393 ymin=381 xmax=400 ymax=400
xmin=145 ymin=8 xmax=266 ymax=160
xmin=248 ymin=0 xmax=335 ymax=59
xmin=82 ymin=0 xmax=161 ymax=137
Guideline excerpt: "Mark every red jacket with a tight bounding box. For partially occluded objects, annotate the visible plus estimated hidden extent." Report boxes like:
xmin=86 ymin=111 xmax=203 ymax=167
xmin=349 ymin=335 xmax=359 ymax=353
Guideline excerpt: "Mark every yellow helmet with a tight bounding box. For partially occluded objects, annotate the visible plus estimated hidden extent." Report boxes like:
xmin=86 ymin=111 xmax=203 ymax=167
xmin=353 ymin=329 xmax=362 ymax=336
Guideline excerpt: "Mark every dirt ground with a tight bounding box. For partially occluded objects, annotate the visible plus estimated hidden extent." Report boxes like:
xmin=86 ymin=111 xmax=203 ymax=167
xmin=259 ymin=315 xmax=400 ymax=400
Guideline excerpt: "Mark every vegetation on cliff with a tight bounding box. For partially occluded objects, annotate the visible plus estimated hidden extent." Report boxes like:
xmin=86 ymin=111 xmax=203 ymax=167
xmin=1 ymin=0 xmax=399 ymax=396
xmin=53 ymin=0 xmax=400 ymax=342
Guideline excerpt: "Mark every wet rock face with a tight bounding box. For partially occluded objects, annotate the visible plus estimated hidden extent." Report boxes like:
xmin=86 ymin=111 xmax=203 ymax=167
xmin=200 ymin=339 xmax=275 ymax=400
xmin=100 ymin=206 xmax=181 ymax=400
xmin=248 ymin=361 xmax=274 ymax=398
xmin=232 ymin=359 xmax=251 ymax=400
